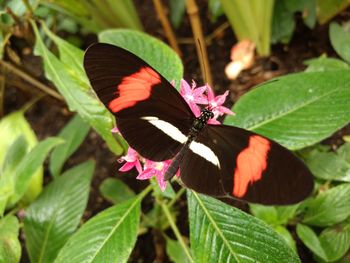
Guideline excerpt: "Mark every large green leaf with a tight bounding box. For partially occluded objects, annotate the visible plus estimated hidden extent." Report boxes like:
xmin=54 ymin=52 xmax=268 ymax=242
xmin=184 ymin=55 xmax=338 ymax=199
xmin=302 ymin=183 xmax=350 ymax=226
xmin=0 ymin=215 xmax=21 ymax=263
xmin=30 ymin=20 xmax=123 ymax=156
xmin=24 ymin=161 xmax=94 ymax=263
xmin=0 ymin=110 xmax=42 ymax=205
xmin=188 ymin=191 xmax=299 ymax=263
xmin=329 ymin=22 xmax=350 ymax=64
xmin=224 ymin=70 xmax=350 ymax=150
xmin=49 ymin=115 xmax=90 ymax=177
xmin=54 ymin=196 xmax=142 ymax=263
xmin=99 ymin=29 xmax=183 ymax=90
xmin=8 ymin=137 xmax=63 ymax=206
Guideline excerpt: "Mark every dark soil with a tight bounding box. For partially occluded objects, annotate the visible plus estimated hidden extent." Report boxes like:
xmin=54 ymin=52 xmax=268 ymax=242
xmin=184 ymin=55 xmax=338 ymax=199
xmin=3 ymin=1 xmax=350 ymax=263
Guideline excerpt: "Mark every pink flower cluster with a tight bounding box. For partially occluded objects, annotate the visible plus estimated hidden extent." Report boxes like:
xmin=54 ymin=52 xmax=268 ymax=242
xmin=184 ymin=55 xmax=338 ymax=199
xmin=116 ymin=80 xmax=234 ymax=191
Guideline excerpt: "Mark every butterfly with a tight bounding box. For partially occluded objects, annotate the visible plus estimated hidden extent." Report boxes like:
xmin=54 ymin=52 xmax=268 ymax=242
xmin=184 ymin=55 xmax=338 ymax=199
xmin=83 ymin=43 xmax=314 ymax=205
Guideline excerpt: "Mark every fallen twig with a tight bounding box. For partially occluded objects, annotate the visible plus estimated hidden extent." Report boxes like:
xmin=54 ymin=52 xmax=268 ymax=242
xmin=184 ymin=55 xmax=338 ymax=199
xmin=0 ymin=59 xmax=64 ymax=101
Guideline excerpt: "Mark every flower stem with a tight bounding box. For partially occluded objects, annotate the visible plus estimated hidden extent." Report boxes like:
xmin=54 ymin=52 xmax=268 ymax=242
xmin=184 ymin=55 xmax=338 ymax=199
xmin=160 ymin=201 xmax=194 ymax=263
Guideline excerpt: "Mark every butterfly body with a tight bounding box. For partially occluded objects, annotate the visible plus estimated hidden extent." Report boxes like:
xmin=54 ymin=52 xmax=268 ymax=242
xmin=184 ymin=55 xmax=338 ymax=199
xmin=164 ymin=108 xmax=214 ymax=180
xmin=84 ymin=43 xmax=314 ymax=205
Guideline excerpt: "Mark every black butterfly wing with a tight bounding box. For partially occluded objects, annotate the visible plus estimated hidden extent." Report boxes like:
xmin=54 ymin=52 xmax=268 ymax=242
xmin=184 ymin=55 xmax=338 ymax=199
xmin=84 ymin=43 xmax=195 ymax=161
xmin=180 ymin=124 xmax=314 ymax=205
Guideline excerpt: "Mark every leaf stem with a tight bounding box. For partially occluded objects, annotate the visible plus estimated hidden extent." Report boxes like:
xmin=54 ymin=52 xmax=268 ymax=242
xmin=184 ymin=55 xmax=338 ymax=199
xmin=160 ymin=200 xmax=194 ymax=262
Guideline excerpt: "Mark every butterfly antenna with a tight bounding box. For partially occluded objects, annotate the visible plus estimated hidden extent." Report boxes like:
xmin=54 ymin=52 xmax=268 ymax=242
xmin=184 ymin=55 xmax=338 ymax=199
xmin=197 ymin=39 xmax=210 ymax=106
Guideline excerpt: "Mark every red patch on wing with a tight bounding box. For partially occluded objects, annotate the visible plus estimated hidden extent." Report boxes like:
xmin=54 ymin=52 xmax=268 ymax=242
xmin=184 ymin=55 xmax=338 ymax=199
xmin=233 ymin=135 xmax=270 ymax=197
xmin=108 ymin=66 xmax=161 ymax=112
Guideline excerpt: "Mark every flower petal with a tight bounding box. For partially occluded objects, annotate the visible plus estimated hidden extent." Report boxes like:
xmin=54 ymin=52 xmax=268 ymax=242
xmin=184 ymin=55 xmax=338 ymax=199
xmin=136 ymin=168 xmax=156 ymax=180
xmin=180 ymin=79 xmax=192 ymax=96
xmin=156 ymin=173 xmax=167 ymax=191
xmin=119 ymin=162 xmax=135 ymax=172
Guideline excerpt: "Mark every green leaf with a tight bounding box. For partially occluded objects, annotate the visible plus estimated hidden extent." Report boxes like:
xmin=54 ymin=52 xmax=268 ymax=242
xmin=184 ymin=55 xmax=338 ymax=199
xmin=49 ymin=115 xmax=90 ymax=177
xmin=224 ymin=70 xmax=350 ymax=150
xmin=319 ymin=222 xmax=350 ymax=261
xmin=302 ymin=183 xmax=350 ymax=226
xmin=271 ymin=0 xmax=295 ymax=44
xmin=296 ymin=224 xmax=327 ymax=260
xmin=54 ymin=196 xmax=142 ymax=263
xmin=317 ymin=0 xmax=350 ymax=24
xmin=0 ymin=136 xmax=28 ymax=215
xmin=330 ymin=22 xmax=350 ymax=64
xmin=165 ymin=236 xmax=190 ymax=263
xmin=188 ymin=191 xmax=300 ymax=263
xmin=274 ymin=225 xmax=296 ymax=251
xmin=5 ymin=0 xmax=36 ymax=17
xmin=302 ymin=145 xmax=350 ymax=182
xmin=304 ymin=56 xmax=350 ymax=72
xmin=24 ymin=161 xmax=94 ymax=263
xmin=169 ymin=0 xmax=185 ymax=28
xmin=99 ymin=178 xmax=135 ymax=204
xmin=2 ymin=136 xmax=28 ymax=174
xmin=30 ymin=20 xmax=123 ymax=156
xmin=40 ymin=23 xmax=86 ymax=81
xmin=339 ymin=142 xmax=350 ymax=163
xmin=8 ymin=137 xmax=63 ymax=206
xmin=219 ymin=0 xmax=274 ymax=56
xmin=208 ymin=0 xmax=223 ymax=22
xmin=99 ymin=29 xmax=183 ymax=90
xmin=250 ymin=204 xmax=299 ymax=226
xmin=0 ymin=110 xmax=43 ymax=205
xmin=0 ymin=215 xmax=21 ymax=263
xmin=297 ymin=222 xmax=350 ymax=262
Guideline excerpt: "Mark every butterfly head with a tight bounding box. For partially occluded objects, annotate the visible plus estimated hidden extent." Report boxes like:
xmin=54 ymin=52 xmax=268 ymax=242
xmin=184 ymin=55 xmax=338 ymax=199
xmin=200 ymin=107 xmax=214 ymax=121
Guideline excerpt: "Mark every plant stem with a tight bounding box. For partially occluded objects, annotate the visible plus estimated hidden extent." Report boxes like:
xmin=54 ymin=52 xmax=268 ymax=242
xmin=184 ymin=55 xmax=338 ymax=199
xmin=167 ymin=187 xmax=186 ymax=208
xmin=139 ymin=184 xmax=153 ymax=200
xmin=185 ymin=0 xmax=213 ymax=87
xmin=0 ymin=60 xmax=64 ymax=101
xmin=152 ymin=0 xmax=182 ymax=56
xmin=160 ymin=201 xmax=194 ymax=262
xmin=22 ymin=0 xmax=34 ymax=15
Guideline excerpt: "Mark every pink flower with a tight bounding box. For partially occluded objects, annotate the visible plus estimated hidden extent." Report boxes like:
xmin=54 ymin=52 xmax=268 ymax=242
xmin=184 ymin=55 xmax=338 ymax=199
xmin=206 ymin=85 xmax=234 ymax=124
xmin=118 ymin=147 xmax=143 ymax=174
xmin=136 ymin=160 xmax=174 ymax=191
xmin=180 ymin=79 xmax=207 ymax=117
